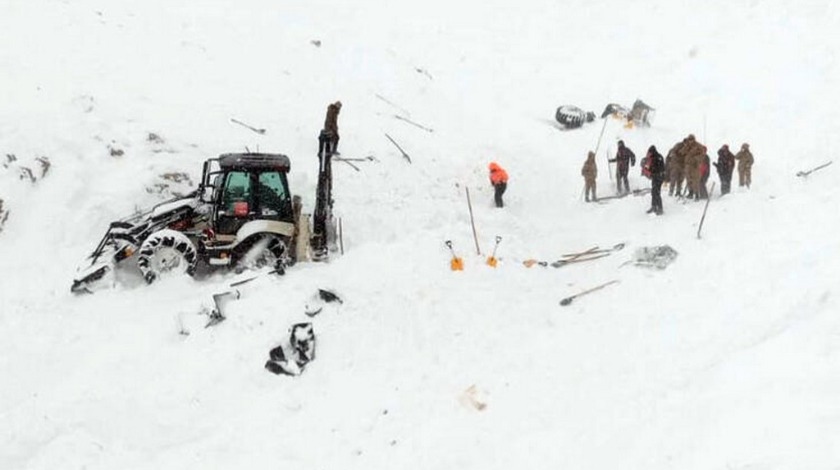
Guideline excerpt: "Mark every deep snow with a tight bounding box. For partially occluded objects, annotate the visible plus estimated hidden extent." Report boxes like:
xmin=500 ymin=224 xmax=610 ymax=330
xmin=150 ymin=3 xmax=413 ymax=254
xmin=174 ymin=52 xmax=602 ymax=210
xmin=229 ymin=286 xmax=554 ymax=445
xmin=1 ymin=0 xmax=839 ymax=468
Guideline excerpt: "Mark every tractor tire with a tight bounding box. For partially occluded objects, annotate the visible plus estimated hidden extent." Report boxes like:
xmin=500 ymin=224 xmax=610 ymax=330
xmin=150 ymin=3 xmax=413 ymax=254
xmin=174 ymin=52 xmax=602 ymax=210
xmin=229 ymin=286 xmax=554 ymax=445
xmin=233 ymin=233 xmax=290 ymax=273
xmin=137 ymin=229 xmax=198 ymax=284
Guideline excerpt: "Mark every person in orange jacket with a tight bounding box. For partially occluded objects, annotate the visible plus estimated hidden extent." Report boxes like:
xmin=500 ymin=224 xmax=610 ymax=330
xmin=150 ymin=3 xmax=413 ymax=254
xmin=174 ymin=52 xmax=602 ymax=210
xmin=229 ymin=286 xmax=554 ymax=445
xmin=488 ymin=162 xmax=509 ymax=208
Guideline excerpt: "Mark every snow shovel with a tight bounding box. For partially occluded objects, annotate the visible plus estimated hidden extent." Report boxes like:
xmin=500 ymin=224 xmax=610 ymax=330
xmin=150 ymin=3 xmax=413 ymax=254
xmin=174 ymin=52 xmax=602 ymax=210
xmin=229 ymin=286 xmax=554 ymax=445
xmin=559 ymin=280 xmax=619 ymax=306
xmin=230 ymin=117 xmax=266 ymax=135
xmin=796 ymin=160 xmax=833 ymax=177
xmin=486 ymin=236 xmax=502 ymax=267
xmin=445 ymin=240 xmax=464 ymax=271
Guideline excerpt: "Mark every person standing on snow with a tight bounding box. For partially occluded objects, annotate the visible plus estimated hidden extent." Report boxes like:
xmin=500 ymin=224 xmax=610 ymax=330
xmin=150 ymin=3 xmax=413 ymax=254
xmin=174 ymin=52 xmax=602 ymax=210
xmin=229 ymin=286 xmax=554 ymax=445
xmin=699 ymin=147 xmax=711 ymax=199
xmin=645 ymin=145 xmax=666 ymax=215
xmin=713 ymin=144 xmax=736 ymax=195
xmin=683 ymin=134 xmax=705 ymax=200
xmin=321 ymin=101 xmax=342 ymax=155
xmin=735 ymin=142 xmax=754 ymax=188
xmin=666 ymin=137 xmax=687 ymax=197
xmin=608 ymin=140 xmax=635 ymax=195
xmin=488 ymin=162 xmax=509 ymax=208
xmin=581 ymin=151 xmax=598 ymax=202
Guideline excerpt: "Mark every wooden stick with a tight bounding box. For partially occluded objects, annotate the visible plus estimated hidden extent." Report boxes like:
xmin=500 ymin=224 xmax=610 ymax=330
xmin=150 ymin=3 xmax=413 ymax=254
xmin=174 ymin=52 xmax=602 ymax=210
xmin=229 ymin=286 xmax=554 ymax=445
xmin=339 ymin=217 xmax=344 ymax=255
xmin=561 ymin=245 xmax=600 ymax=260
xmin=697 ymin=182 xmax=716 ymax=239
xmin=594 ymin=116 xmax=609 ymax=155
xmin=466 ymin=187 xmax=481 ymax=255
xmin=385 ymin=133 xmax=412 ymax=163
xmin=551 ymin=252 xmax=611 ymax=268
xmin=394 ymin=115 xmax=433 ymax=133
xmin=335 ymin=158 xmax=361 ymax=172
xmin=375 ymin=94 xmax=411 ymax=116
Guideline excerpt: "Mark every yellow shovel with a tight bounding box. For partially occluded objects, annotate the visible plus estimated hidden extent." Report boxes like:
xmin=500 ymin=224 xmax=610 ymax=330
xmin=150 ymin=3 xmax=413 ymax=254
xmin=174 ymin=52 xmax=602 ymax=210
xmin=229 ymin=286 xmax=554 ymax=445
xmin=486 ymin=236 xmax=502 ymax=268
xmin=445 ymin=240 xmax=464 ymax=271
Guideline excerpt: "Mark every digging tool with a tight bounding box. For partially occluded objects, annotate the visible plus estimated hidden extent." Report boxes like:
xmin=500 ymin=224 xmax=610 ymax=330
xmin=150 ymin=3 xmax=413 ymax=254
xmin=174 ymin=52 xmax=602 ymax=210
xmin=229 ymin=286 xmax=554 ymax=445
xmin=559 ymin=280 xmax=620 ymax=306
xmin=394 ymin=115 xmax=434 ymax=133
xmin=445 ymin=240 xmax=464 ymax=271
xmin=796 ymin=161 xmax=833 ymax=177
xmin=486 ymin=236 xmax=502 ymax=267
xmin=334 ymin=155 xmax=377 ymax=162
xmin=522 ymin=246 xmax=601 ymax=268
xmin=230 ymin=118 xmax=266 ymax=135
xmin=522 ymin=259 xmax=548 ymax=268
xmin=385 ymin=133 xmax=412 ymax=163
xmin=551 ymin=252 xmax=611 ymax=268
xmin=561 ymin=245 xmax=600 ymax=260
xmin=561 ymin=243 xmax=624 ymax=258
xmin=697 ymin=182 xmax=716 ymax=239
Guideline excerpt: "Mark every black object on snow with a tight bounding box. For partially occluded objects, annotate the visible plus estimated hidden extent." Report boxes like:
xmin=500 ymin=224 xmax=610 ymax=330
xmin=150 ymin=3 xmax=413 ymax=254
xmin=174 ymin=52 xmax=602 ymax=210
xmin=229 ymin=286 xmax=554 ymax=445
xmin=305 ymin=288 xmax=343 ymax=317
xmin=555 ymin=105 xmax=596 ymax=129
xmin=265 ymin=323 xmax=317 ymax=376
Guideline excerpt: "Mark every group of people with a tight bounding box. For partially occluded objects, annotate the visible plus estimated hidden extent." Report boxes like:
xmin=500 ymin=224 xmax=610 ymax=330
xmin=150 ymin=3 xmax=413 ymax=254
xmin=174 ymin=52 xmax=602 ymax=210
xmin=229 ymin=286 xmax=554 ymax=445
xmin=662 ymin=134 xmax=754 ymax=199
xmin=581 ymin=135 xmax=755 ymax=215
xmin=327 ymin=99 xmax=755 ymax=215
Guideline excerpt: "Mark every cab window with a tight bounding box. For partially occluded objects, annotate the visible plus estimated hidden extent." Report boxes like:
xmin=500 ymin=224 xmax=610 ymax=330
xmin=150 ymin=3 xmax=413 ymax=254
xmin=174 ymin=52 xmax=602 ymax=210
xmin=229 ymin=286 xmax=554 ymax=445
xmin=256 ymin=171 xmax=288 ymax=215
xmin=222 ymin=171 xmax=251 ymax=211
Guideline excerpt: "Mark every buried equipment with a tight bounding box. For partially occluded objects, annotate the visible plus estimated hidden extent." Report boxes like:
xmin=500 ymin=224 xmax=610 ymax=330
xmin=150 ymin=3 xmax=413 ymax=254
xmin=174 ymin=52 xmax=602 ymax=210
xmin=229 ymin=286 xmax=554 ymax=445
xmin=265 ymin=323 xmax=317 ymax=376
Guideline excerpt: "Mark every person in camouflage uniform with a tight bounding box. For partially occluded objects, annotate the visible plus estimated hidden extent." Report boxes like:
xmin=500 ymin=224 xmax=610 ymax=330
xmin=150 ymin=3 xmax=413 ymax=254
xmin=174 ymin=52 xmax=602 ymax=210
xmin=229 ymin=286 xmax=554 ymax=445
xmin=735 ymin=143 xmax=754 ymax=188
xmin=713 ymin=144 xmax=736 ymax=195
xmin=683 ymin=135 xmax=705 ymax=200
xmin=581 ymin=151 xmax=598 ymax=202
xmin=666 ymin=138 xmax=687 ymax=196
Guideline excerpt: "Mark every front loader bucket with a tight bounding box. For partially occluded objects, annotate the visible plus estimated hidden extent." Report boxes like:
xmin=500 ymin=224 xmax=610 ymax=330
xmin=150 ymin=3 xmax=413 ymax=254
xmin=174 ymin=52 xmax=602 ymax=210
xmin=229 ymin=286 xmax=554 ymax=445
xmin=71 ymin=261 xmax=114 ymax=294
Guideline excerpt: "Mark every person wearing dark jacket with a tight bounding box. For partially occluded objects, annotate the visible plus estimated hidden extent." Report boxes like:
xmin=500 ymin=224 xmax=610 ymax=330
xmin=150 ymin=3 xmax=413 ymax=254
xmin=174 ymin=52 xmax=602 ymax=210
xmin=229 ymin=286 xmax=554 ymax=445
xmin=713 ymin=144 xmax=736 ymax=195
xmin=608 ymin=140 xmax=636 ymax=195
xmin=646 ymin=145 xmax=666 ymax=215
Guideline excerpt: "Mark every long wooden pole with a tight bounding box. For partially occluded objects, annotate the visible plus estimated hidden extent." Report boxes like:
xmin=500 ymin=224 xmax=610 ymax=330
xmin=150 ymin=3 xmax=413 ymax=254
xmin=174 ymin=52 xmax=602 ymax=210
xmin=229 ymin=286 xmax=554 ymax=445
xmin=594 ymin=117 xmax=609 ymax=154
xmin=338 ymin=217 xmax=344 ymax=255
xmin=697 ymin=182 xmax=716 ymax=239
xmin=466 ymin=187 xmax=481 ymax=255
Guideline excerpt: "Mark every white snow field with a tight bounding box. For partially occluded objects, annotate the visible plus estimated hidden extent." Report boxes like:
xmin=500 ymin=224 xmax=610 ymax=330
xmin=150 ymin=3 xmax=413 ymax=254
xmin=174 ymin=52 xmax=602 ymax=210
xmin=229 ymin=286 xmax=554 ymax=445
xmin=2 ymin=0 xmax=839 ymax=468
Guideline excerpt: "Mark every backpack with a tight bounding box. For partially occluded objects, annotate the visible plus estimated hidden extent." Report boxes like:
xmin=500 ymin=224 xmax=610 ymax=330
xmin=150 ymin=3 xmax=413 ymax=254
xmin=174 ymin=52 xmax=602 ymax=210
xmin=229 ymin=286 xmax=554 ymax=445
xmin=641 ymin=155 xmax=652 ymax=179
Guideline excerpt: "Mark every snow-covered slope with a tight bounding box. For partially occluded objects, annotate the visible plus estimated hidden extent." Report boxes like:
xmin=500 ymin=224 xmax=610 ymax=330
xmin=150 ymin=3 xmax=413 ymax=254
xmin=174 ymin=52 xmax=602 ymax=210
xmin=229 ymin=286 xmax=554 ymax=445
xmin=2 ymin=1 xmax=839 ymax=468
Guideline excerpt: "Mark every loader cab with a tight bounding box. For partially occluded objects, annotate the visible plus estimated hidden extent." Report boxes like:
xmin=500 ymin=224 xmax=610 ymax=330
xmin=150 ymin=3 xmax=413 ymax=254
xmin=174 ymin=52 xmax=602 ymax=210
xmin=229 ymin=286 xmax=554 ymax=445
xmin=208 ymin=153 xmax=294 ymax=235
